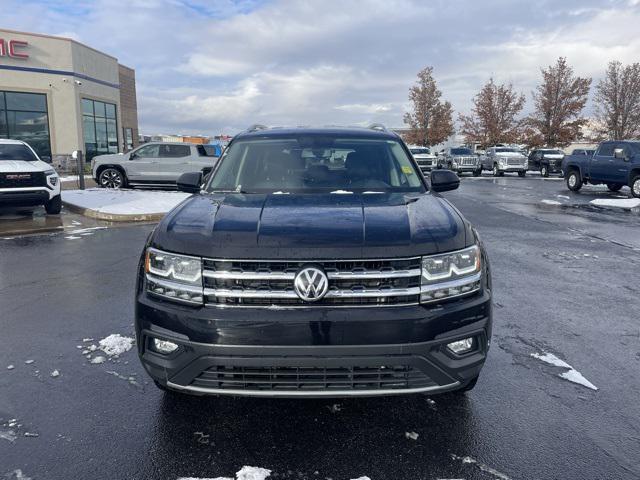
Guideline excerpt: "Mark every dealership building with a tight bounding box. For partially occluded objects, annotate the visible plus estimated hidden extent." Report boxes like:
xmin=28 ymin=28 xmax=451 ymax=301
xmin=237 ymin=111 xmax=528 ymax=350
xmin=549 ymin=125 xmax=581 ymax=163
xmin=0 ymin=28 xmax=139 ymax=167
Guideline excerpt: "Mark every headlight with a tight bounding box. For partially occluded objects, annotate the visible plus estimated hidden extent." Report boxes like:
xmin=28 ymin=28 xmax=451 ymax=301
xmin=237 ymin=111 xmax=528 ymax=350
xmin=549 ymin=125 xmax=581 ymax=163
xmin=420 ymin=245 xmax=482 ymax=303
xmin=44 ymin=169 xmax=56 ymax=176
xmin=145 ymin=248 xmax=204 ymax=304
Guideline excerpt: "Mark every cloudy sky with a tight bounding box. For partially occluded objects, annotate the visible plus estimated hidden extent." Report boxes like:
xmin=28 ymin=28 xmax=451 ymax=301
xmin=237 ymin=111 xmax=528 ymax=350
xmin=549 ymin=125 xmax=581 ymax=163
xmin=3 ymin=0 xmax=640 ymax=136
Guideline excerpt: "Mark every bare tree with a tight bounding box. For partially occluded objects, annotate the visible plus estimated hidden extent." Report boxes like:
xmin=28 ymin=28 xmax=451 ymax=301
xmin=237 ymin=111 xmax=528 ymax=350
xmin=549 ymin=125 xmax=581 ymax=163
xmin=594 ymin=60 xmax=640 ymax=139
xmin=527 ymin=57 xmax=591 ymax=147
xmin=458 ymin=78 xmax=525 ymax=147
xmin=403 ymin=67 xmax=455 ymax=146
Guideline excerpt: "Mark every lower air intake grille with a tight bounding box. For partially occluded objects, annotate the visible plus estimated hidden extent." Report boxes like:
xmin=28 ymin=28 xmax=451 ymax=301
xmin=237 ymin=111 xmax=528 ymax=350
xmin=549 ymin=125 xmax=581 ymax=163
xmin=190 ymin=364 xmax=435 ymax=392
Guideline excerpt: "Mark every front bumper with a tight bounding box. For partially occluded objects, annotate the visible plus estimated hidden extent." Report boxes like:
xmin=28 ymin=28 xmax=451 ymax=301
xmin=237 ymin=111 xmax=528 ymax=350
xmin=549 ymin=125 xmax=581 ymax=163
xmin=497 ymin=165 xmax=526 ymax=172
xmin=135 ymin=288 xmax=492 ymax=397
xmin=0 ymin=189 xmax=51 ymax=206
xmin=454 ymin=165 xmax=480 ymax=173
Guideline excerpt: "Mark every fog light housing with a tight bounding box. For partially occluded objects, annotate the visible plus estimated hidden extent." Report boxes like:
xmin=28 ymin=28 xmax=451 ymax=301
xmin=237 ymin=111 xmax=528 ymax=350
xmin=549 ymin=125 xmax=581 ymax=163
xmin=447 ymin=337 xmax=475 ymax=355
xmin=152 ymin=338 xmax=179 ymax=354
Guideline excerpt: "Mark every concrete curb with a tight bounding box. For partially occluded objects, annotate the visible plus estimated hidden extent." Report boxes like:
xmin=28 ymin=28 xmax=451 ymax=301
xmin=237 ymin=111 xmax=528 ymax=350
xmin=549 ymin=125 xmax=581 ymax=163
xmin=62 ymin=201 xmax=166 ymax=222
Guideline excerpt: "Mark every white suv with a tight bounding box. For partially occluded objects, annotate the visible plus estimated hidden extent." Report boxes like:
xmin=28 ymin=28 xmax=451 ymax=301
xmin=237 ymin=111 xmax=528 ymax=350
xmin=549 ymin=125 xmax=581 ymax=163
xmin=0 ymin=139 xmax=61 ymax=214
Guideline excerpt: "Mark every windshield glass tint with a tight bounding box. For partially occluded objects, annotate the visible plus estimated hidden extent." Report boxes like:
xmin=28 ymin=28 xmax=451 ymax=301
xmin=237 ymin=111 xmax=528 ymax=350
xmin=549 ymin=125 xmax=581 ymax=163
xmin=207 ymin=137 xmax=424 ymax=193
xmin=0 ymin=144 xmax=38 ymax=161
xmin=541 ymin=150 xmax=563 ymax=154
xmin=451 ymin=148 xmax=472 ymax=155
xmin=410 ymin=148 xmax=430 ymax=155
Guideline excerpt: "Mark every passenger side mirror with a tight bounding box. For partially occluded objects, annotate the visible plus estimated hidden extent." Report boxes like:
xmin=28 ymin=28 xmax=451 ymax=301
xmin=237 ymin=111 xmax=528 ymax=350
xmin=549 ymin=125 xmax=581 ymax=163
xmin=177 ymin=172 xmax=203 ymax=193
xmin=614 ymin=148 xmax=627 ymax=160
xmin=129 ymin=152 xmax=137 ymax=160
xmin=430 ymin=169 xmax=460 ymax=192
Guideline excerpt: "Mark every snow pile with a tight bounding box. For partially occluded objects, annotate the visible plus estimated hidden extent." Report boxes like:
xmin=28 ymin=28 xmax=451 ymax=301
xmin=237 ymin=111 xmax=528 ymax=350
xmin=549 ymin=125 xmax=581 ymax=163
xmin=405 ymin=431 xmax=419 ymax=440
xmin=62 ymin=188 xmax=191 ymax=216
xmin=179 ymin=466 xmax=271 ymax=480
xmin=531 ymin=351 xmax=598 ymax=390
xmin=590 ymin=198 xmax=640 ymax=209
xmin=50 ymin=370 xmax=60 ymax=378
xmin=541 ymin=199 xmax=562 ymax=206
xmin=99 ymin=334 xmax=134 ymax=356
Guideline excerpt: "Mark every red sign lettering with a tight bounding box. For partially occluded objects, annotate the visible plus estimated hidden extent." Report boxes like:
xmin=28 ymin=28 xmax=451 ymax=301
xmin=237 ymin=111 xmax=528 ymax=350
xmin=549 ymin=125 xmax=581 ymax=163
xmin=0 ymin=39 xmax=29 ymax=59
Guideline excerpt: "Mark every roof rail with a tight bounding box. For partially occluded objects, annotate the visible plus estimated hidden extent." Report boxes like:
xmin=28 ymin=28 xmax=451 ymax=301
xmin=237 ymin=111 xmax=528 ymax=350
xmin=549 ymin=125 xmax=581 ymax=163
xmin=246 ymin=124 xmax=268 ymax=133
xmin=368 ymin=123 xmax=388 ymax=132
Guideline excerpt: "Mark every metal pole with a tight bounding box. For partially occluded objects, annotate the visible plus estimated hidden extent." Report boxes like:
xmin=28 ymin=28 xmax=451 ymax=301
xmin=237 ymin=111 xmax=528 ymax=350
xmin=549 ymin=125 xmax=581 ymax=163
xmin=77 ymin=150 xmax=85 ymax=190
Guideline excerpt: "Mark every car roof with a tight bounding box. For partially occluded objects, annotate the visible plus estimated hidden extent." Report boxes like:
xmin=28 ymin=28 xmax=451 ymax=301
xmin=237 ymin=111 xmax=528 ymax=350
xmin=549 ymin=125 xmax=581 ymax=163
xmin=233 ymin=126 xmax=400 ymax=141
xmin=0 ymin=139 xmax=27 ymax=145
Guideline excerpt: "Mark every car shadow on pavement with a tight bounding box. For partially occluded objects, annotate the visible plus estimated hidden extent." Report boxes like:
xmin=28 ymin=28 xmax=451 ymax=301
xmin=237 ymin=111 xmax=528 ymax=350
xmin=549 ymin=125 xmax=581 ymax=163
xmin=147 ymin=392 xmax=478 ymax=479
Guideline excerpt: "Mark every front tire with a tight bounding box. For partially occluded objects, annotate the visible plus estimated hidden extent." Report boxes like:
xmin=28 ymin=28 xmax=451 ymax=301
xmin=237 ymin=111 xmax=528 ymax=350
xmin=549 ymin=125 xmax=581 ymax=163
xmin=631 ymin=175 xmax=640 ymax=198
xmin=541 ymin=165 xmax=549 ymax=177
xmin=567 ymin=170 xmax=583 ymax=192
xmin=98 ymin=168 xmax=127 ymax=189
xmin=473 ymin=167 xmax=481 ymax=177
xmin=518 ymin=170 xmax=526 ymax=178
xmin=492 ymin=164 xmax=501 ymax=177
xmin=44 ymin=194 xmax=62 ymax=214
xmin=607 ymin=183 xmax=623 ymax=192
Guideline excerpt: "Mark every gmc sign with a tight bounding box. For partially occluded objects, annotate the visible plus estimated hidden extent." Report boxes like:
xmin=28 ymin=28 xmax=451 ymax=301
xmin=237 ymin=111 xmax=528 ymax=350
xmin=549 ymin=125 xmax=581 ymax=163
xmin=0 ymin=39 xmax=29 ymax=59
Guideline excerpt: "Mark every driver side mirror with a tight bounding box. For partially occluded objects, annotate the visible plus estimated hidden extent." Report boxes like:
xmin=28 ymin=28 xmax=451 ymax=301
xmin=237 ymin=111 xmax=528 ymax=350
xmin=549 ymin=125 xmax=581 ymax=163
xmin=177 ymin=172 xmax=203 ymax=193
xmin=129 ymin=152 xmax=137 ymax=160
xmin=430 ymin=169 xmax=460 ymax=192
xmin=614 ymin=148 xmax=627 ymax=160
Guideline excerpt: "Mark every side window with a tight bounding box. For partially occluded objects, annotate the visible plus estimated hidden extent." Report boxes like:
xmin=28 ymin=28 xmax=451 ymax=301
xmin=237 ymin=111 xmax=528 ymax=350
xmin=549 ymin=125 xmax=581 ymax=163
xmin=597 ymin=143 xmax=614 ymax=157
xmin=160 ymin=145 xmax=191 ymax=158
xmin=133 ymin=144 xmax=159 ymax=158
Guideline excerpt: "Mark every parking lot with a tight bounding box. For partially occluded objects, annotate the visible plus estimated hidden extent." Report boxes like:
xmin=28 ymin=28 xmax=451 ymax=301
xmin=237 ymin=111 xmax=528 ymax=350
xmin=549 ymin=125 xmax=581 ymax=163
xmin=1 ymin=173 xmax=638 ymax=480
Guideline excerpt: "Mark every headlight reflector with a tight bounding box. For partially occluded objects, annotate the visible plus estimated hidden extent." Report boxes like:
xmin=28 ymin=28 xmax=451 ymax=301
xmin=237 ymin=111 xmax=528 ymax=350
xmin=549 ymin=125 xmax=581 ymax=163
xmin=145 ymin=248 xmax=203 ymax=304
xmin=420 ymin=245 xmax=481 ymax=303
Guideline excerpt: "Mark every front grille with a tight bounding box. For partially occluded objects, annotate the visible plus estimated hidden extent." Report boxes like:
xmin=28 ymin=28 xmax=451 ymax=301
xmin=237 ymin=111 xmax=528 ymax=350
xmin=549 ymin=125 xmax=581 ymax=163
xmin=203 ymin=258 xmax=422 ymax=307
xmin=190 ymin=364 xmax=435 ymax=392
xmin=458 ymin=156 xmax=477 ymax=166
xmin=0 ymin=172 xmax=46 ymax=189
xmin=416 ymin=159 xmax=433 ymax=167
xmin=506 ymin=158 xmax=525 ymax=166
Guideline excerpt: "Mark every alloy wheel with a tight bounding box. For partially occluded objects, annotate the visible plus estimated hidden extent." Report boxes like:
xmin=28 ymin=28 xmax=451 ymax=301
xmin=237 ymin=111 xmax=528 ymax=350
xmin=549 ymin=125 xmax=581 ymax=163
xmin=100 ymin=169 xmax=123 ymax=189
xmin=568 ymin=174 xmax=577 ymax=188
xmin=633 ymin=178 xmax=640 ymax=197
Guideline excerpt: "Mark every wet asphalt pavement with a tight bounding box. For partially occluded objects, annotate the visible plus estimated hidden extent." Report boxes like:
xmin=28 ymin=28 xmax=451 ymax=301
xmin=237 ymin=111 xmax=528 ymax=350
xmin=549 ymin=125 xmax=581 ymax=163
xmin=1 ymin=174 xmax=639 ymax=480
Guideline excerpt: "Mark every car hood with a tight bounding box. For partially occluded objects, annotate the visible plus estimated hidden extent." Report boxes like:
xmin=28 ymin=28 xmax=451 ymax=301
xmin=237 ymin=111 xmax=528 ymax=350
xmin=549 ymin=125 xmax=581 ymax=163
xmin=413 ymin=154 xmax=437 ymax=160
xmin=152 ymin=192 xmax=471 ymax=259
xmin=495 ymin=152 xmax=525 ymax=158
xmin=0 ymin=160 xmax=52 ymax=173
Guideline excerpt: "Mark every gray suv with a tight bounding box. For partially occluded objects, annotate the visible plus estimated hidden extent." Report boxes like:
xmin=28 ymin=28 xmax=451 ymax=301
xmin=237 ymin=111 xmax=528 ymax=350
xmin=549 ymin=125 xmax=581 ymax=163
xmin=481 ymin=147 xmax=528 ymax=177
xmin=441 ymin=147 xmax=481 ymax=176
xmin=91 ymin=143 xmax=218 ymax=188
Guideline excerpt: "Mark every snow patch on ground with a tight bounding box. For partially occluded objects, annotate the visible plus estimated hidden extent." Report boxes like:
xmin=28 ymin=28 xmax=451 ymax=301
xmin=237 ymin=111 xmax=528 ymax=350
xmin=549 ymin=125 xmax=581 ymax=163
xmin=62 ymin=188 xmax=191 ymax=215
xmin=50 ymin=369 xmax=60 ymax=378
xmin=531 ymin=351 xmax=598 ymax=390
xmin=99 ymin=334 xmax=134 ymax=356
xmin=5 ymin=470 xmax=32 ymax=480
xmin=0 ymin=430 xmax=17 ymax=442
xmin=541 ymin=199 xmax=562 ymax=205
xmin=405 ymin=431 xmax=419 ymax=440
xmin=59 ymin=175 xmax=92 ymax=182
xmin=590 ymin=198 xmax=640 ymax=209
xmin=90 ymin=356 xmax=106 ymax=364
xmin=179 ymin=466 xmax=271 ymax=480
xmin=451 ymin=454 xmax=511 ymax=480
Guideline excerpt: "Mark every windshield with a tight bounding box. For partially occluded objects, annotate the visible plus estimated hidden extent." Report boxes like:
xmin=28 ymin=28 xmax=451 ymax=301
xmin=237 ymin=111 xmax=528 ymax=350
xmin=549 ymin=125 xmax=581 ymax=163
xmin=541 ymin=149 xmax=563 ymax=155
xmin=451 ymin=148 xmax=472 ymax=155
xmin=206 ymin=137 xmax=425 ymax=193
xmin=0 ymin=144 xmax=39 ymax=162
xmin=410 ymin=147 xmax=431 ymax=155
xmin=495 ymin=148 xmax=519 ymax=153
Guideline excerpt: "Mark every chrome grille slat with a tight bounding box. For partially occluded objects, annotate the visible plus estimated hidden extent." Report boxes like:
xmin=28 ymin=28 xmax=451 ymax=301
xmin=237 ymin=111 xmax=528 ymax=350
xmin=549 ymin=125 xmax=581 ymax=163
xmin=203 ymin=257 xmax=422 ymax=307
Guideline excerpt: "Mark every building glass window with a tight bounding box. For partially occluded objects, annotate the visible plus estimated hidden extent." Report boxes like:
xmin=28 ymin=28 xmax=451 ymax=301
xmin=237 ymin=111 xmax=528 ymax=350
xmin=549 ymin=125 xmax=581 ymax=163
xmin=0 ymin=91 xmax=51 ymax=160
xmin=82 ymin=98 xmax=118 ymax=160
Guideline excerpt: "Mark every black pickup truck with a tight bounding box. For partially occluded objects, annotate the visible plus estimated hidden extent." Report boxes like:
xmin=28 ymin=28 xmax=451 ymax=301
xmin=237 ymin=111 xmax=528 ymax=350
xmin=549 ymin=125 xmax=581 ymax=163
xmin=562 ymin=141 xmax=640 ymax=197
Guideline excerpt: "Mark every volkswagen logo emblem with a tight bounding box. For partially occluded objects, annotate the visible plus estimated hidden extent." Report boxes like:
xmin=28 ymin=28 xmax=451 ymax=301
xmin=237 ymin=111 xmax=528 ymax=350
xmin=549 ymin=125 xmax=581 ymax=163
xmin=294 ymin=266 xmax=329 ymax=302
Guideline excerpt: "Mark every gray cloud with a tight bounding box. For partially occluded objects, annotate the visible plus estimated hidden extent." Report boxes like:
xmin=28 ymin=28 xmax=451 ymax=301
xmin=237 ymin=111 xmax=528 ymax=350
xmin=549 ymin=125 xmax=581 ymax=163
xmin=4 ymin=0 xmax=640 ymax=134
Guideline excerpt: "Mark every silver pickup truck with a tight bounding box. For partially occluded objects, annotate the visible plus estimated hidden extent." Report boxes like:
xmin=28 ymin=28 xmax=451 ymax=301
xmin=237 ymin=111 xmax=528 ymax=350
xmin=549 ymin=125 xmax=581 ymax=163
xmin=91 ymin=142 xmax=218 ymax=188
